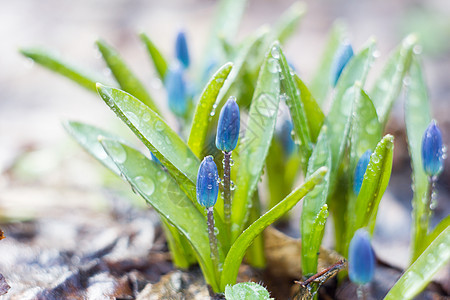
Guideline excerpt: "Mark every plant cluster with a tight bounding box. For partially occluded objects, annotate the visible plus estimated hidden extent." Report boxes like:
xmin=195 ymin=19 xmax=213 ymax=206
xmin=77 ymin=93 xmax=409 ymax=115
xmin=21 ymin=0 xmax=449 ymax=299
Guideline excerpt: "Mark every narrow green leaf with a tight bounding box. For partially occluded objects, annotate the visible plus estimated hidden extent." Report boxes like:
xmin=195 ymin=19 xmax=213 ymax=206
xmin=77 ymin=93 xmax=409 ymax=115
xmin=188 ymin=62 xmax=233 ymax=157
xmin=64 ymin=121 xmax=197 ymax=269
xmin=346 ymin=135 xmax=394 ymax=256
xmin=294 ymin=74 xmax=324 ymax=143
xmin=20 ymin=48 xmax=105 ymax=92
xmin=100 ymin=139 xmax=221 ymax=291
xmin=332 ymin=39 xmax=376 ymax=110
xmin=349 ymin=89 xmax=382 ymax=172
xmin=384 ymin=226 xmax=450 ymax=300
xmin=405 ymin=56 xmax=432 ymax=263
xmin=96 ymin=84 xmax=199 ymax=202
xmin=272 ymin=2 xmax=306 ymax=45
xmin=221 ymin=167 xmax=328 ymax=290
xmin=231 ymin=44 xmax=281 ymax=239
xmin=277 ymin=43 xmax=312 ymax=170
xmin=301 ymin=130 xmax=332 ymax=275
xmin=309 ymin=22 xmax=347 ymax=105
xmin=140 ymin=32 xmax=169 ymax=81
xmin=427 ymin=215 xmax=450 ymax=248
xmin=96 ymin=39 xmax=160 ymax=114
xmin=371 ymin=34 xmax=417 ymax=126
xmin=225 ymin=282 xmax=273 ymax=300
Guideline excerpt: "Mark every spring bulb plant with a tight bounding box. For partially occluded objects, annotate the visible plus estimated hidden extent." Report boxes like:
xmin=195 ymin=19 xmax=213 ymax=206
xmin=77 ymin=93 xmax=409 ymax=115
xmin=20 ymin=0 xmax=449 ymax=298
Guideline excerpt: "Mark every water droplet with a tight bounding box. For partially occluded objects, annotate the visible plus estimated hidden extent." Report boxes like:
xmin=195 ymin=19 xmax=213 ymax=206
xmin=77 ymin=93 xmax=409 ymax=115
xmin=154 ymin=120 xmax=164 ymax=132
xmin=267 ymin=58 xmax=280 ymax=74
xmin=134 ymin=176 xmax=155 ymax=196
xmin=271 ymin=46 xmax=280 ymax=59
xmin=126 ymin=111 xmax=139 ymax=125
xmin=109 ymin=144 xmax=127 ymax=164
xmin=142 ymin=112 xmax=151 ymax=122
xmin=403 ymin=76 xmax=411 ymax=86
xmin=214 ymin=227 xmax=219 ymax=235
xmin=230 ymin=181 xmax=236 ymax=190
xmin=413 ymin=45 xmax=423 ymax=55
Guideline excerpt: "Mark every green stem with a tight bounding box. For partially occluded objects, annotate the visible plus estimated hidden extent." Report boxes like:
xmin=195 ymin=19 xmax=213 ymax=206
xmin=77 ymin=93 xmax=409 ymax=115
xmin=356 ymin=285 xmax=367 ymax=300
xmin=207 ymin=207 xmax=221 ymax=278
xmin=223 ymin=151 xmax=232 ymax=240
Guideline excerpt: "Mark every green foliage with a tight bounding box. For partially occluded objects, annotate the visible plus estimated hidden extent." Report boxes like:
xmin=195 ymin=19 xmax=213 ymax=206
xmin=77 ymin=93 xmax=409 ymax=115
xmin=384 ymin=226 xmax=450 ymax=300
xmin=22 ymin=1 xmax=447 ymax=297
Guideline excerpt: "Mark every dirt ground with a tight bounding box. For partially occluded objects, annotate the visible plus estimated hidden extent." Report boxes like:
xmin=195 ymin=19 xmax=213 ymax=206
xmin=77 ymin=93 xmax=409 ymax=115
xmin=0 ymin=0 xmax=449 ymax=299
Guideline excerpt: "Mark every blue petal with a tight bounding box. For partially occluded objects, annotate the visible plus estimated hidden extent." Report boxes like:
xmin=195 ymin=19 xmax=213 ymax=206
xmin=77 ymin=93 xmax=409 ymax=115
xmin=349 ymin=229 xmax=375 ymax=285
xmin=196 ymin=156 xmax=219 ymax=208
xmin=175 ymin=30 xmax=190 ymax=69
xmin=422 ymin=120 xmax=445 ymax=177
xmin=330 ymin=42 xmax=354 ymax=87
xmin=165 ymin=63 xmax=187 ymax=117
xmin=279 ymin=119 xmax=295 ymax=156
xmin=353 ymin=150 xmax=372 ymax=195
xmin=216 ymin=97 xmax=240 ymax=152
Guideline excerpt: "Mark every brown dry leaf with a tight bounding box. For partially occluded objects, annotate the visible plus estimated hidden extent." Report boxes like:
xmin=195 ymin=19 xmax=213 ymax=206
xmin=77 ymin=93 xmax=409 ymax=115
xmin=0 ymin=229 xmax=5 ymax=240
xmin=0 ymin=274 xmax=10 ymax=296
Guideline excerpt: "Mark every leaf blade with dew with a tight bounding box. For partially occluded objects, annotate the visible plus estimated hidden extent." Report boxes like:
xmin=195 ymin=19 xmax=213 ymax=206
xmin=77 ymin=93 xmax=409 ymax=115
xmin=225 ymin=282 xmax=273 ymax=300
xmin=63 ymin=121 xmax=197 ymax=268
xmin=231 ymin=43 xmax=281 ymax=240
xmin=309 ymin=22 xmax=347 ymax=106
xmin=96 ymin=39 xmax=161 ymax=115
xmin=294 ymin=74 xmax=324 ymax=143
xmin=345 ymin=134 xmax=394 ymax=256
xmin=384 ymin=226 xmax=450 ymax=300
xmin=188 ymin=62 xmax=233 ymax=157
xmin=96 ymin=84 xmax=199 ymax=204
xmin=301 ymin=130 xmax=332 ymax=276
xmin=276 ymin=43 xmax=312 ymax=171
xmin=405 ymin=55 xmax=433 ymax=262
xmin=271 ymin=1 xmax=306 ymax=45
xmin=140 ymin=32 xmax=169 ymax=81
xmin=221 ymin=167 xmax=328 ymax=290
xmin=20 ymin=47 xmax=107 ymax=92
xmin=100 ymin=139 xmax=221 ymax=292
xmin=371 ymin=34 xmax=417 ymax=127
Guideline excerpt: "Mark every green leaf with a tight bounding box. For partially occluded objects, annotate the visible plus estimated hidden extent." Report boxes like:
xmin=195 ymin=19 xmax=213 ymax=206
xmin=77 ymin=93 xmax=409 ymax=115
xmin=345 ymin=135 xmax=394 ymax=256
xmin=272 ymin=2 xmax=306 ymax=45
xmin=96 ymin=84 xmax=199 ymax=203
xmin=277 ymin=43 xmax=312 ymax=170
xmin=140 ymin=32 xmax=169 ymax=81
xmin=100 ymin=139 xmax=221 ymax=292
xmin=63 ymin=121 xmax=197 ymax=269
xmin=384 ymin=226 xmax=450 ymax=300
xmin=231 ymin=43 xmax=281 ymax=239
xmin=96 ymin=39 xmax=160 ymax=115
xmin=188 ymin=62 xmax=233 ymax=157
xmin=309 ymin=22 xmax=347 ymax=105
xmin=294 ymin=74 xmax=324 ymax=143
xmin=427 ymin=215 xmax=450 ymax=248
xmin=221 ymin=167 xmax=328 ymax=290
xmin=349 ymin=89 xmax=382 ymax=172
xmin=20 ymin=48 xmax=105 ymax=92
xmin=225 ymin=282 xmax=273 ymax=300
xmin=371 ymin=34 xmax=417 ymax=127
xmin=301 ymin=130 xmax=332 ymax=275
xmin=405 ymin=56 xmax=432 ymax=263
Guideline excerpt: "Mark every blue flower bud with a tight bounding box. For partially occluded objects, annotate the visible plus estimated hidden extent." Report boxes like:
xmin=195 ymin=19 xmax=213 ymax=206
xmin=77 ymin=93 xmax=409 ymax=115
xmin=279 ymin=119 xmax=295 ymax=156
xmin=330 ymin=42 xmax=354 ymax=87
xmin=196 ymin=156 xmax=219 ymax=208
xmin=349 ymin=229 xmax=375 ymax=285
xmin=353 ymin=150 xmax=372 ymax=195
xmin=422 ymin=120 xmax=445 ymax=177
xmin=175 ymin=30 xmax=190 ymax=69
xmin=216 ymin=97 xmax=240 ymax=152
xmin=150 ymin=151 xmax=161 ymax=165
xmin=165 ymin=63 xmax=187 ymax=117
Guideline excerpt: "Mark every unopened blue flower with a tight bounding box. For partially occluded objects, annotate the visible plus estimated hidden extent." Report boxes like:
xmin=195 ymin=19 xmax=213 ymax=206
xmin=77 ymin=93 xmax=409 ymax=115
xmin=165 ymin=63 xmax=187 ymax=117
xmin=216 ymin=97 xmax=240 ymax=152
xmin=353 ymin=150 xmax=372 ymax=195
xmin=422 ymin=120 xmax=445 ymax=177
xmin=349 ymin=229 xmax=375 ymax=285
xmin=175 ymin=30 xmax=190 ymax=69
xmin=279 ymin=119 xmax=295 ymax=156
xmin=150 ymin=152 xmax=161 ymax=165
xmin=330 ymin=42 xmax=354 ymax=87
xmin=196 ymin=156 xmax=219 ymax=208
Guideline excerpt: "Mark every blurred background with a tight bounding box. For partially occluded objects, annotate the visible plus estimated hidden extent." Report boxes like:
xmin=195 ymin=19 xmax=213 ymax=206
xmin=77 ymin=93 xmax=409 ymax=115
xmin=1 ymin=0 xmax=449 ymax=282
